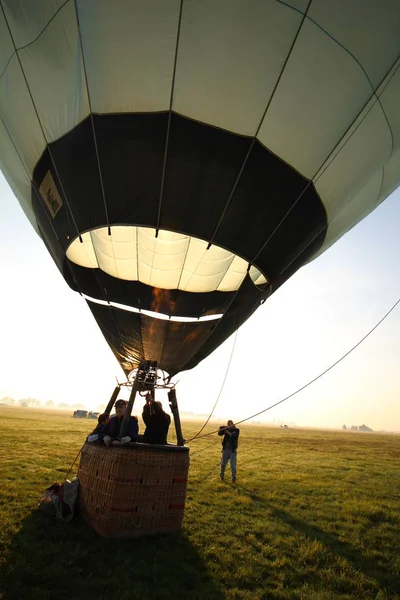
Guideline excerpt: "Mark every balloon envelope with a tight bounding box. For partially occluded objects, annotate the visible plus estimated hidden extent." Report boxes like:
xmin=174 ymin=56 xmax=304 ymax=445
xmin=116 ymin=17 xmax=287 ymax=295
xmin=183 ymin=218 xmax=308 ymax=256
xmin=0 ymin=0 xmax=399 ymax=376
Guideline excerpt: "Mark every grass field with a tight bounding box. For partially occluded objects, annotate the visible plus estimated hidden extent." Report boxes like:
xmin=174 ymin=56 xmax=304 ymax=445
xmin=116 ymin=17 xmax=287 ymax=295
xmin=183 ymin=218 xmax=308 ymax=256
xmin=0 ymin=407 xmax=399 ymax=600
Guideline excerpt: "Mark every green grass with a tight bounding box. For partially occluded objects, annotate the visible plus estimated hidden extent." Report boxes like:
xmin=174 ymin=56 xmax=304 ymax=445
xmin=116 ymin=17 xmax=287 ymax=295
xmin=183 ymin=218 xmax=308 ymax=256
xmin=0 ymin=407 xmax=399 ymax=600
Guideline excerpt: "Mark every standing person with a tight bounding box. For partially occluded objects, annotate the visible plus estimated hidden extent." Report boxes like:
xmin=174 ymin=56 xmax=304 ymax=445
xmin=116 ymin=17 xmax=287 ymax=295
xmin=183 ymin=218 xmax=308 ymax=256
xmin=218 ymin=420 xmax=240 ymax=482
xmin=142 ymin=393 xmax=171 ymax=444
xmin=101 ymin=399 xmax=139 ymax=446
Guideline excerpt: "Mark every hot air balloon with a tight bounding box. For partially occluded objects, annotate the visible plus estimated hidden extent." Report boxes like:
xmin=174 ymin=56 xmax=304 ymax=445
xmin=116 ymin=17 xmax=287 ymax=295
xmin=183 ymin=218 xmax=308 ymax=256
xmin=1 ymin=0 xmax=399 ymax=537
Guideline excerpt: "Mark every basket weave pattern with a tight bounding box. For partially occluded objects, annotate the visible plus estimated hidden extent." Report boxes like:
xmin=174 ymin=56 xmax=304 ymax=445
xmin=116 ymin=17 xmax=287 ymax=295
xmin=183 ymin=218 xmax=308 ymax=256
xmin=77 ymin=442 xmax=190 ymax=538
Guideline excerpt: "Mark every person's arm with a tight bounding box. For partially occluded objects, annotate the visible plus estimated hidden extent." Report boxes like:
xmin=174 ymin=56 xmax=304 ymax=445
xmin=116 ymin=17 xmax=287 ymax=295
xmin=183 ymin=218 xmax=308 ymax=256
xmin=218 ymin=426 xmax=227 ymax=436
xmin=101 ymin=419 xmax=113 ymax=438
xmin=231 ymin=429 xmax=239 ymax=448
xmin=126 ymin=417 xmax=139 ymax=440
xmin=101 ymin=417 xmax=115 ymax=446
xmin=142 ymin=403 xmax=151 ymax=426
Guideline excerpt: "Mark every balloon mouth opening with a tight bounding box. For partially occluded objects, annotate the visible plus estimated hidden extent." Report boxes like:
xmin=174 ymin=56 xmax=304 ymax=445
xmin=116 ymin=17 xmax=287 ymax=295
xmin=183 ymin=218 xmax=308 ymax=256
xmin=66 ymin=225 xmax=269 ymax=294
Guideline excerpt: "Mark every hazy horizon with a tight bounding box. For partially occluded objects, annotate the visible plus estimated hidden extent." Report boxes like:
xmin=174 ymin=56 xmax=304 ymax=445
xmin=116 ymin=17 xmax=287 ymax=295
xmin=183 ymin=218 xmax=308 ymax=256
xmin=0 ymin=172 xmax=399 ymax=432
xmin=1 ymin=394 xmax=398 ymax=434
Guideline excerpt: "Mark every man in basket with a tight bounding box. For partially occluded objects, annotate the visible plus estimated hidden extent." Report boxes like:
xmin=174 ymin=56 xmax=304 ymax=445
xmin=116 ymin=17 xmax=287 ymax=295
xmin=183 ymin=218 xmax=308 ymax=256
xmin=142 ymin=393 xmax=171 ymax=444
xmin=101 ymin=399 xmax=139 ymax=446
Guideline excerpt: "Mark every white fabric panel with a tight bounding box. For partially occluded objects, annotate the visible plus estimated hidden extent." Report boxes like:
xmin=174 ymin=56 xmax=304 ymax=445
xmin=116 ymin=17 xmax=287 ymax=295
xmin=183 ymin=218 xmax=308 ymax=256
xmin=0 ymin=55 xmax=45 ymax=177
xmin=0 ymin=6 xmax=15 ymax=74
xmin=308 ymin=0 xmax=400 ymax=90
xmin=150 ymin=235 xmax=188 ymax=275
xmin=179 ymin=238 xmax=237 ymax=291
xmin=0 ymin=13 xmax=37 ymax=227
xmin=137 ymin=227 xmax=187 ymax=288
xmin=82 ymin=294 xmax=109 ymax=307
xmin=66 ymin=232 xmax=98 ymax=268
xmin=89 ymin=229 xmax=121 ymax=280
xmin=141 ymin=308 xmax=170 ymax=321
xmin=187 ymin=242 xmax=234 ymax=277
xmin=76 ymin=0 xmax=180 ymax=113
xmin=218 ymin=255 xmax=248 ymax=292
xmin=111 ymin=301 xmax=141 ymax=314
xmin=85 ymin=294 xmax=222 ymax=321
xmin=197 ymin=314 xmax=222 ymax=322
xmin=258 ymin=18 xmax=372 ymax=179
xmin=315 ymin=171 xmax=383 ymax=261
xmin=2 ymin=0 xmax=66 ymax=48
xmin=16 ymin=1 xmax=89 ymax=143
xmin=312 ymin=57 xmax=400 ymax=262
xmin=179 ymin=238 xmax=221 ymax=291
xmin=137 ymin=229 xmax=155 ymax=287
xmin=103 ymin=225 xmax=137 ymax=259
xmin=378 ymin=149 xmax=400 ymax=205
xmin=170 ymin=315 xmax=198 ymax=322
xmin=66 ymin=226 xmax=268 ymax=293
xmin=0 ymin=121 xmax=37 ymax=231
xmin=249 ymin=266 xmax=268 ymax=287
xmin=174 ymin=0 xmax=307 ymax=135
xmin=92 ymin=227 xmax=138 ymax=281
xmin=378 ymin=60 xmax=400 ymax=153
xmin=253 ymin=274 xmax=268 ymax=286
xmin=315 ymin=100 xmax=392 ymax=222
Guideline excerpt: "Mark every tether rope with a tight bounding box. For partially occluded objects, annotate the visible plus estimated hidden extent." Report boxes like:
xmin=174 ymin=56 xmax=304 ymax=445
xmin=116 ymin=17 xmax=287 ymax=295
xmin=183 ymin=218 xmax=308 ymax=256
xmin=188 ymin=295 xmax=400 ymax=443
xmin=185 ymin=329 xmax=239 ymax=443
xmin=63 ymin=442 xmax=86 ymax=482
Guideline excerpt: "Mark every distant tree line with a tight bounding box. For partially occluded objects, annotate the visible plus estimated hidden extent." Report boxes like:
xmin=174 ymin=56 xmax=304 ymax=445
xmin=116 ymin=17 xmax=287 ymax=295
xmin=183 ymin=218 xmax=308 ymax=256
xmin=342 ymin=424 xmax=373 ymax=432
xmin=0 ymin=397 xmax=94 ymax=411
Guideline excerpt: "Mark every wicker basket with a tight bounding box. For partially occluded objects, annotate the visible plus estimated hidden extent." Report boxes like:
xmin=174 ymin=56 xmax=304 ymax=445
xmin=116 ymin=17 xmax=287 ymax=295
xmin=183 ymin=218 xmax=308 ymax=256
xmin=77 ymin=442 xmax=190 ymax=538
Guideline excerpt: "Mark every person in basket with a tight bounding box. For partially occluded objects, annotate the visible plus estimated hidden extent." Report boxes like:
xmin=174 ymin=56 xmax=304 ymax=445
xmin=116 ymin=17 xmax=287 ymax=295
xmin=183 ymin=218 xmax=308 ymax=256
xmin=101 ymin=399 xmax=139 ymax=446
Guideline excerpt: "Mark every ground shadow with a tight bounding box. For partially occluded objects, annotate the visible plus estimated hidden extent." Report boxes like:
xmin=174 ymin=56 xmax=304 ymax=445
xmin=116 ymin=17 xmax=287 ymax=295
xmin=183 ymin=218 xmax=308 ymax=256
xmin=1 ymin=510 xmax=224 ymax=600
xmin=235 ymin=483 xmax=400 ymax=596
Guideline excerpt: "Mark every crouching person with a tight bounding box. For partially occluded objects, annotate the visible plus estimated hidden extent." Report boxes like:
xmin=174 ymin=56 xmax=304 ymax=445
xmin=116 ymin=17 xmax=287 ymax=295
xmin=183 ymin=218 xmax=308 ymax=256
xmin=87 ymin=412 xmax=110 ymax=443
xmin=101 ymin=399 xmax=139 ymax=446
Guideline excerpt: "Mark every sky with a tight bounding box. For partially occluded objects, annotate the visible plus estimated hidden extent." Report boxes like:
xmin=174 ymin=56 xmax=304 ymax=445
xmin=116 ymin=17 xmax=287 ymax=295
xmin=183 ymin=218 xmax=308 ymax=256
xmin=0 ymin=172 xmax=399 ymax=431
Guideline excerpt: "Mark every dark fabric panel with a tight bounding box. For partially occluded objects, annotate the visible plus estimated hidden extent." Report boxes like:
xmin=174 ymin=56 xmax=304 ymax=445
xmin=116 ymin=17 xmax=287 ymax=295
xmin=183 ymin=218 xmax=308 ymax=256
xmin=268 ymin=225 xmax=327 ymax=294
xmin=159 ymin=113 xmax=252 ymax=239
xmin=31 ymin=148 xmax=76 ymax=257
xmin=93 ymin=113 xmax=167 ymax=226
xmin=214 ymin=141 xmax=327 ymax=281
xmin=86 ymin=275 xmax=266 ymax=377
xmin=31 ymin=113 xmax=167 ymax=248
xmin=87 ymin=301 xmax=143 ymax=374
xmin=182 ymin=275 xmax=267 ymax=373
xmin=256 ymin=189 xmax=328 ymax=287
xmin=87 ymin=301 xmax=216 ymax=376
xmin=36 ymin=222 xmax=66 ymax=275
xmin=67 ymin=262 xmax=234 ymax=317
xmin=31 ymin=181 xmax=79 ymax=291
xmin=141 ymin=315 xmax=215 ymax=375
xmin=46 ymin=118 xmax=105 ymax=232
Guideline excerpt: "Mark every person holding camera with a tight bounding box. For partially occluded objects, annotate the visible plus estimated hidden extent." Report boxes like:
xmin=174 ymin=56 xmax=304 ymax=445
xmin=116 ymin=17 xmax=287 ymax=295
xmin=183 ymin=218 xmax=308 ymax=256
xmin=218 ymin=420 xmax=240 ymax=482
xmin=142 ymin=393 xmax=171 ymax=445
